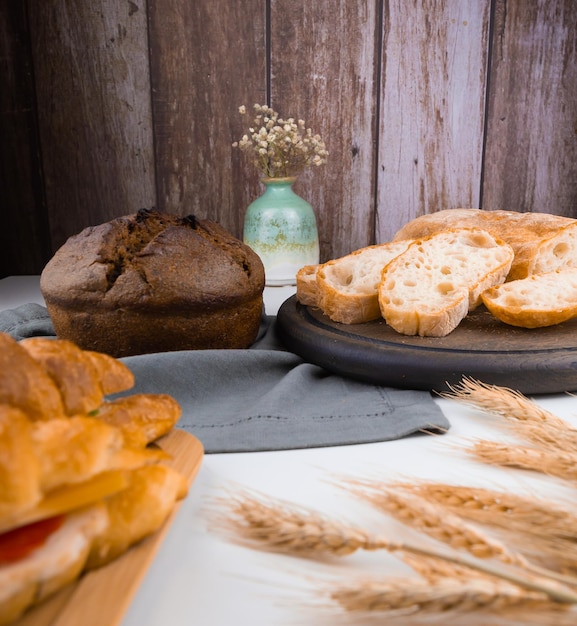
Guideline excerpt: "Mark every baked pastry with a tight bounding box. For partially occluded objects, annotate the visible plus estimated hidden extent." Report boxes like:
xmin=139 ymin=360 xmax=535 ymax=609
xmin=481 ymin=268 xmax=577 ymax=328
xmin=392 ymin=208 xmax=577 ymax=281
xmin=378 ymin=229 xmax=514 ymax=336
xmin=40 ymin=209 xmax=265 ymax=357
xmin=0 ymin=333 xmax=190 ymax=624
xmin=315 ymin=241 xmax=412 ymax=324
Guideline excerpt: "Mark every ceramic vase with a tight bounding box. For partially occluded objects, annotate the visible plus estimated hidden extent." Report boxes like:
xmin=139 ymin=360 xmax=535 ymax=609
xmin=243 ymin=177 xmax=320 ymax=286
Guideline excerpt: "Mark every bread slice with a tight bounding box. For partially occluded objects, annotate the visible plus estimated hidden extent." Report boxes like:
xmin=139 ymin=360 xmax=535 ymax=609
xmin=481 ymin=268 xmax=577 ymax=328
xmin=316 ymin=241 xmax=412 ymax=324
xmin=295 ymin=264 xmax=321 ymax=307
xmin=392 ymin=208 xmax=577 ymax=280
xmin=378 ymin=228 xmax=514 ymax=337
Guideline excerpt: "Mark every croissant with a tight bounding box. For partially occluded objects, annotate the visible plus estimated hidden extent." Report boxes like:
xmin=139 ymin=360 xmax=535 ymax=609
xmin=0 ymin=333 xmax=188 ymax=625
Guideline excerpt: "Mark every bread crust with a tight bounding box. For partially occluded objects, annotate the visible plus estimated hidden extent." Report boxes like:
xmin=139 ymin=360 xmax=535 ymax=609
xmin=481 ymin=268 xmax=577 ymax=328
xmin=295 ymin=264 xmax=321 ymax=307
xmin=392 ymin=209 xmax=577 ymax=280
xmin=315 ymin=241 xmax=412 ymax=324
xmin=378 ymin=228 xmax=514 ymax=336
xmin=40 ymin=210 xmax=265 ymax=357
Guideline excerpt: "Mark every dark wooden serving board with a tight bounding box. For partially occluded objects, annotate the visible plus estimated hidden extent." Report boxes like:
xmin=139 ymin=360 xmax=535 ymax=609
xmin=276 ymin=296 xmax=577 ymax=394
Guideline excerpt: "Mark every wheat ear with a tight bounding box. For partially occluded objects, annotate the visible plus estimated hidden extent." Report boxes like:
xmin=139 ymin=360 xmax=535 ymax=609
xmin=348 ymin=483 xmax=528 ymax=566
xmin=441 ymin=378 xmax=577 ymax=446
xmin=330 ymin=576 xmax=561 ymax=614
xmin=214 ymin=490 xmax=577 ymax=604
xmin=470 ymin=440 xmax=577 ymax=482
xmin=442 ymin=378 xmax=567 ymax=426
xmin=443 ymin=378 xmax=577 ymax=453
xmin=393 ymin=482 xmax=577 ymax=576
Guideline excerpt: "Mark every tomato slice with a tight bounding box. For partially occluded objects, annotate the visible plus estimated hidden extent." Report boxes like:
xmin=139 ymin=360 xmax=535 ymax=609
xmin=0 ymin=515 xmax=66 ymax=565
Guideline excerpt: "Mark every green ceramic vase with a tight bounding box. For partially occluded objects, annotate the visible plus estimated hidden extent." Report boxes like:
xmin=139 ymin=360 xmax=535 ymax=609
xmin=243 ymin=177 xmax=320 ymax=286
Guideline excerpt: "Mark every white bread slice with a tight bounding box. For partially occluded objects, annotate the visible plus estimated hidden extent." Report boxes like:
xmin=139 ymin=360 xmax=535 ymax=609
xmin=378 ymin=228 xmax=514 ymax=337
xmin=392 ymin=208 xmax=577 ymax=280
xmin=295 ymin=264 xmax=321 ymax=307
xmin=529 ymin=222 xmax=577 ymax=276
xmin=316 ymin=241 xmax=412 ymax=324
xmin=481 ymin=268 xmax=577 ymax=328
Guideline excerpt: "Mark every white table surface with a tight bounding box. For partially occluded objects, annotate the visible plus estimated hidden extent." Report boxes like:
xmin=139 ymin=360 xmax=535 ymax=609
xmin=1 ymin=276 xmax=576 ymax=625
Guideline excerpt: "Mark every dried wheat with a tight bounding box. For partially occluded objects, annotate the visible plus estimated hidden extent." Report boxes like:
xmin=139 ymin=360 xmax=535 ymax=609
xmin=442 ymin=378 xmax=567 ymax=427
xmin=330 ymin=576 xmax=558 ymax=614
xmin=393 ymin=482 xmax=577 ymax=575
xmin=214 ymin=490 xmax=577 ymax=604
xmin=443 ymin=378 xmax=577 ymax=453
xmin=470 ymin=440 xmax=577 ymax=482
xmin=349 ymin=484 xmax=528 ymax=567
xmin=212 ymin=491 xmax=385 ymax=556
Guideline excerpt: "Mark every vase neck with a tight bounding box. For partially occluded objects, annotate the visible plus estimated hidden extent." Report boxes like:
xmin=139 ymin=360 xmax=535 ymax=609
xmin=261 ymin=177 xmax=297 ymax=187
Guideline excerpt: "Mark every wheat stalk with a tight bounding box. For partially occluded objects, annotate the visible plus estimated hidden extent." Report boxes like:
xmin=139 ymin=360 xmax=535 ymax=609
xmin=213 ymin=490 xmax=577 ymax=604
xmin=470 ymin=440 xmax=577 ymax=482
xmin=212 ymin=491 xmax=383 ymax=556
xmin=442 ymin=378 xmax=577 ymax=454
xmin=348 ymin=483 xmax=528 ymax=566
xmin=348 ymin=481 xmax=577 ymax=589
xmin=442 ymin=378 xmax=567 ymax=426
xmin=393 ymin=482 xmax=577 ymax=575
xmin=330 ymin=576 xmax=559 ymax=614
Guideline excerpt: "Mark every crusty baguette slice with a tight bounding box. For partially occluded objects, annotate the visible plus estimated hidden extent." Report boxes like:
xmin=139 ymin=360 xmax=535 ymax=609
xmin=315 ymin=241 xmax=412 ymax=324
xmin=295 ymin=264 xmax=321 ymax=307
xmin=528 ymin=222 xmax=577 ymax=276
xmin=378 ymin=228 xmax=514 ymax=337
xmin=392 ymin=208 xmax=577 ymax=280
xmin=481 ymin=268 xmax=577 ymax=328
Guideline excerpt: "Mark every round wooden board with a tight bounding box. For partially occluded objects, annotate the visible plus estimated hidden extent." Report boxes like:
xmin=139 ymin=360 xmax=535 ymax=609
xmin=276 ymin=296 xmax=577 ymax=394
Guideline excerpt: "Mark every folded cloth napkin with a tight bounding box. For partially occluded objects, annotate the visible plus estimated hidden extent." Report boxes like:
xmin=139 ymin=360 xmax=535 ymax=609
xmin=0 ymin=303 xmax=450 ymax=453
xmin=0 ymin=303 xmax=56 ymax=340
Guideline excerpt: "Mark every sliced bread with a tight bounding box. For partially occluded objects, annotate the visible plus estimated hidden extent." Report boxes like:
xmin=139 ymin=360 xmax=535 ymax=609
xmin=378 ymin=228 xmax=514 ymax=337
xmin=316 ymin=240 xmax=412 ymax=324
xmin=481 ymin=268 xmax=577 ymax=328
xmin=296 ymin=264 xmax=322 ymax=307
xmin=392 ymin=208 xmax=577 ymax=280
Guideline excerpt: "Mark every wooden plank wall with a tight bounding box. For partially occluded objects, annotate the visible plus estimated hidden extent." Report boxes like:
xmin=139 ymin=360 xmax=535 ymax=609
xmin=1 ymin=0 xmax=576 ymax=278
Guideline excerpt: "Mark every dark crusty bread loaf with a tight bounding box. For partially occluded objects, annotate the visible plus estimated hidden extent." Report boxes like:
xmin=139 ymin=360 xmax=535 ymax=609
xmin=40 ymin=209 xmax=265 ymax=357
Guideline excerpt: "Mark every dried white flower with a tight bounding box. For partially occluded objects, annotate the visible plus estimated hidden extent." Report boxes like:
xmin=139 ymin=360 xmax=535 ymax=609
xmin=233 ymin=103 xmax=328 ymax=178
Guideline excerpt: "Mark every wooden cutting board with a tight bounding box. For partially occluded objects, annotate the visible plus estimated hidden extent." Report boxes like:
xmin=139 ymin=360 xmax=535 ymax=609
xmin=277 ymin=296 xmax=577 ymax=394
xmin=14 ymin=429 xmax=204 ymax=626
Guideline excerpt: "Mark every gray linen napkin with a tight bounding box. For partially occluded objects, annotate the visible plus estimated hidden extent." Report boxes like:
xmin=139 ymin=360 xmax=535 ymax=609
xmin=0 ymin=303 xmax=450 ymax=453
xmin=0 ymin=303 xmax=56 ymax=340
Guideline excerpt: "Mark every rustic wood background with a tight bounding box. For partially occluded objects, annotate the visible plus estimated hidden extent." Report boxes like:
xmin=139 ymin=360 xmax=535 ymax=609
xmin=2 ymin=0 xmax=576 ymax=278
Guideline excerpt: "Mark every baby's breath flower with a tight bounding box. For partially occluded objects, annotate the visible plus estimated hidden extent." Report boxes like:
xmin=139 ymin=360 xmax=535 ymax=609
xmin=233 ymin=103 xmax=328 ymax=178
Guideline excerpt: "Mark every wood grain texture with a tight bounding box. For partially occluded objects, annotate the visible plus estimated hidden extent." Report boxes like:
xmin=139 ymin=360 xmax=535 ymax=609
xmin=376 ymin=0 xmax=491 ymax=241
xmin=4 ymin=1 xmax=577 ymax=274
xmin=28 ymin=0 xmax=156 ymax=251
xmin=148 ymin=0 xmax=266 ymax=237
xmin=483 ymin=0 xmax=577 ymax=217
xmin=270 ymin=0 xmax=379 ymax=261
xmin=0 ymin=2 xmax=50 ymax=276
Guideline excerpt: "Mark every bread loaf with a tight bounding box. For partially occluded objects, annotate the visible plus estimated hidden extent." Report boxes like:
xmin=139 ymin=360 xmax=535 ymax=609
xmin=378 ymin=228 xmax=514 ymax=336
xmin=316 ymin=241 xmax=412 ymax=324
xmin=40 ymin=209 xmax=265 ymax=357
xmin=392 ymin=208 xmax=577 ymax=280
xmin=481 ymin=268 xmax=577 ymax=328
